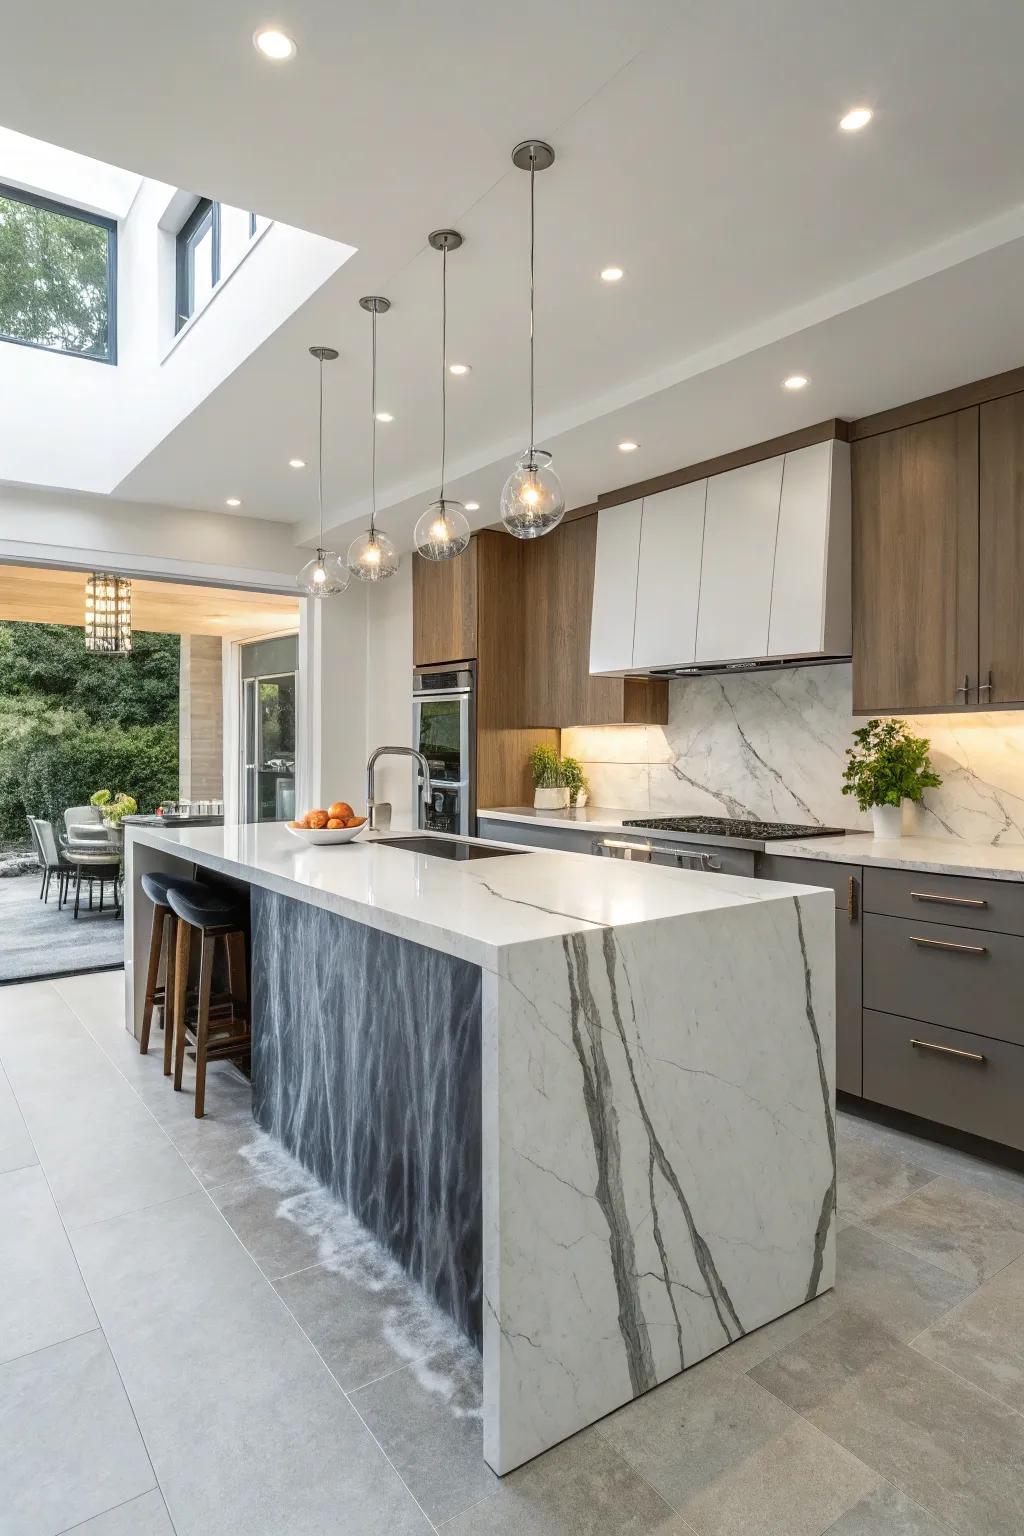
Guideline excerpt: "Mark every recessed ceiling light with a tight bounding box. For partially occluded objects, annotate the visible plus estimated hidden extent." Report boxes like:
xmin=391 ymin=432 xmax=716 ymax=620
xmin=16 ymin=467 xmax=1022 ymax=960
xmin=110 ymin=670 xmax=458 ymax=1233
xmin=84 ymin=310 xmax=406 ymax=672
xmin=600 ymin=266 xmax=624 ymax=282
xmin=618 ymin=440 xmax=639 ymax=453
xmin=783 ymin=374 xmax=809 ymax=390
xmin=225 ymin=497 xmax=242 ymax=507
xmin=288 ymin=457 xmax=306 ymax=469
xmin=448 ymin=363 xmax=471 ymax=376
xmin=375 ymin=411 xmax=394 ymax=423
xmin=464 ymin=500 xmax=480 ymax=512
xmin=254 ymin=28 xmax=297 ymax=60
xmin=839 ymin=106 xmax=872 ymax=132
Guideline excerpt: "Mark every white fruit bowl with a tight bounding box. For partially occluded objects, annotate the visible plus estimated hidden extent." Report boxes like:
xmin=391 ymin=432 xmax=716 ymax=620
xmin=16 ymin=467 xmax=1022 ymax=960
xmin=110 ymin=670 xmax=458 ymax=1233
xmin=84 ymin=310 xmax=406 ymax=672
xmin=285 ymin=821 xmax=366 ymax=847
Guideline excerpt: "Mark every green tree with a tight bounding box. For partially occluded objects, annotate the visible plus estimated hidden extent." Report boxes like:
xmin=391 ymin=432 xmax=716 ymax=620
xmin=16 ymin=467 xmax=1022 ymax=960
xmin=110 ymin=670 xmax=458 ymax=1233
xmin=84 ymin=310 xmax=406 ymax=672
xmin=0 ymin=193 xmax=110 ymax=357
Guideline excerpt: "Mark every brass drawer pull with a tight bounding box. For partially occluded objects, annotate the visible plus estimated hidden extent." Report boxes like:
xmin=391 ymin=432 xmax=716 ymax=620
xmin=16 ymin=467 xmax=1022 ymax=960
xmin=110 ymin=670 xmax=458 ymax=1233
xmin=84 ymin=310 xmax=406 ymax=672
xmin=910 ymin=935 xmax=988 ymax=955
xmin=911 ymin=1037 xmax=986 ymax=1064
xmin=910 ymin=890 xmax=988 ymax=909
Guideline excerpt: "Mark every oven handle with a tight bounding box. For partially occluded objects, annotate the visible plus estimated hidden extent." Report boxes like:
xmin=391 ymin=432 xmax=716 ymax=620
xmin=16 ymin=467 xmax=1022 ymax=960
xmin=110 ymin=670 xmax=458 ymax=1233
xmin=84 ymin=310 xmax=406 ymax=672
xmin=412 ymin=688 xmax=473 ymax=699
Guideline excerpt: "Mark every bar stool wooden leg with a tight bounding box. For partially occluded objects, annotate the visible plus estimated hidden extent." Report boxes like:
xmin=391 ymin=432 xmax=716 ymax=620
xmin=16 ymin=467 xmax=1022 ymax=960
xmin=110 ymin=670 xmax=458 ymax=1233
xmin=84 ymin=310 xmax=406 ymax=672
xmin=162 ymin=912 xmax=178 ymax=1076
xmin=193 ymin=932 xmax=215 ymax=1119
xmin=139 ymin=905 xmax=168 ymax=1055
xmin=172 ymin=919 xmax=192 ymax=1091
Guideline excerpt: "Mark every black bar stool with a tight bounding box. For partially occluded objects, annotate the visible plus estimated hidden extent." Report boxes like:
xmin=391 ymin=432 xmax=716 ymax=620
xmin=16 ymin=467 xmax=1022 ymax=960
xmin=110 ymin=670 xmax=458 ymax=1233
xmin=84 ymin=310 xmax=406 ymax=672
xmin=138 ymin=871 xmax=198 ymax=1074
xmin=167 ymin=880 xmax=250 ymax=1118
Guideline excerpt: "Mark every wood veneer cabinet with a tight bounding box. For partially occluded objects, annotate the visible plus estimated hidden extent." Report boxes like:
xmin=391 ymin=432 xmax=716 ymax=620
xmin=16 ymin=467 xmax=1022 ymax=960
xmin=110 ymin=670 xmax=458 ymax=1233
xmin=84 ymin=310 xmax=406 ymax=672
xmin=980 ymin=394 xmax=1024 ymax=704
xmin=412 ymin=537 xmax=479 ymax=667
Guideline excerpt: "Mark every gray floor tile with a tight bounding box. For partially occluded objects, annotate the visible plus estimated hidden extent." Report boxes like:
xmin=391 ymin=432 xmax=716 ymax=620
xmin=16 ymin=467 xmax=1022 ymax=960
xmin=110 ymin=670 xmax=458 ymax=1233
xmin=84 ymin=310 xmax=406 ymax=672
xmin=863 ymin=1177 xmax=1024 ymax=1287
xmin=163 ymin=1103 xmax=258 ymax=1187
xmin=60 ymin=1488 xmax=175 ymax=1535
xmin=838 ymin=1110 xmax=1024 ymax=1210
xmin=913 ymin=1253 xmax=1024 ymax=1413
xmin=0 ymin=1067 xmax=36 ymax=1175
xmin=821 ymin=1481 xmax=954 ymax=1535
xmin=0 ymin=1164 xmax=97 ymax=1364
xmin=837 ymin=1138 xmax=937 ymax=1224
xmin=834 ymin=1225 xmax=974 ymax=1340
xmin=440 ymin=1430 xmax=688 ymax=1535
xmin=0 ymin=1330 xmax=155 ymax=1536
xmin=351 ymin=1344 xmax=493 ymax=1524
xmin=755 ymin=1314 xmax=1024 ymax=1536
xmin=596 ymin=1354 xmax=878 ymax=1536
xmin=716 ymin=1292 xmax=839 ymax=1373
xmin=206 ymin=1167 xmax=320 ymax=1278
xmin=41 ymin=1117 xmax=199 ymax=1231
xmin=71 ymin=1190 xmax=430 ymax=1535
xmin=750 ymin=1309 xmax=902 ymax=1417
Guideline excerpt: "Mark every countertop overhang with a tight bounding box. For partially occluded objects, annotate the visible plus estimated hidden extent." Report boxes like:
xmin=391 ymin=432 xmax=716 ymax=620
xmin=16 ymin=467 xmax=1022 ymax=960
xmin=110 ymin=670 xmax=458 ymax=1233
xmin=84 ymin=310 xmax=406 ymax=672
xmin=126 ymin=821 xmax=821 ymax=967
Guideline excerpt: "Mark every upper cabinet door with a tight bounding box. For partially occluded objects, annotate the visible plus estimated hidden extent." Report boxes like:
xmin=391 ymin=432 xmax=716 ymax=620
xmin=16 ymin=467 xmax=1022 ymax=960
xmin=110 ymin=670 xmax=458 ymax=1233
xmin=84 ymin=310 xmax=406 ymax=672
xmin=852 ymin=410 xmax=978 ymax=714
xmin=589 ymin=500 xmax=643 ymax=674
xmin=768 ymin=440 xmax=850 ymax=658
xmin=694 ymin=455 xmax=784 ymax=663
xmin=980 ymin=395 xmax=1024 ymax=705
xmin=632 ymin=480 xmax=707 ymax=669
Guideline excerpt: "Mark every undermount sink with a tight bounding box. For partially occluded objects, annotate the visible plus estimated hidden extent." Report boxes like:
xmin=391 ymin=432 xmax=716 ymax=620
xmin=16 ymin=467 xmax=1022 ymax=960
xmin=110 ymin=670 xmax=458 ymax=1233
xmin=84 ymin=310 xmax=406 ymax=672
xmin=375 ymin=835 xmax=525 ymax=861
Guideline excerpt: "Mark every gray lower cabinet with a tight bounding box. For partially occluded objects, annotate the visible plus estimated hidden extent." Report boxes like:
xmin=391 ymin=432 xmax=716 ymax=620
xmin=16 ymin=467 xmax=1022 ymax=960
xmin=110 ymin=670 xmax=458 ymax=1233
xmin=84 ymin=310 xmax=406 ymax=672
xmin=758 ymin=855 xmax=863 ymax=1097
xmin=477 ymin=816 xmax=600 ymax=856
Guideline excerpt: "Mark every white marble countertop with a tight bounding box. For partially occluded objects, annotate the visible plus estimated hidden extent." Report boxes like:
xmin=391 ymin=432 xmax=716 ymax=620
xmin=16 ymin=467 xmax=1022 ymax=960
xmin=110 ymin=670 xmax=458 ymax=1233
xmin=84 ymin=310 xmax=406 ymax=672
xmin=481 ymin=806 xmax=1024 ymax=883
xmin=126 ymin=821 xmax=819 ymax=966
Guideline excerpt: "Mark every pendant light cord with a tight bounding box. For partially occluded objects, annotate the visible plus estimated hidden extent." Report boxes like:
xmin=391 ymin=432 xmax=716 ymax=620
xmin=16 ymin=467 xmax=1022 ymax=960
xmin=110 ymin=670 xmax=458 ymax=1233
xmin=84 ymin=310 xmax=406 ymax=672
xmin=529 ymin=153 xmax=536 ymax=457
xmin=317 ymin=353 xmax=325 ymax=553
xmin=440 ymin=241 xmax=448 ymax=503
xmin=370 ymin=308 xmax=378 ymax=539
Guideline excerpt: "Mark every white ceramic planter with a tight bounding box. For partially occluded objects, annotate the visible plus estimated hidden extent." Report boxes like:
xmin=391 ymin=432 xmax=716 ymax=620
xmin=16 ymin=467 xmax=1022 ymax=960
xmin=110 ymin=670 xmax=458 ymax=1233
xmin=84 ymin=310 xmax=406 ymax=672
xmin=534 ymin=787 xmax=570 ymax=810
xmin=573 ymin=791 xmax=589 ymax=808
xmin=871 ymin=802 xmax=904 ymax=839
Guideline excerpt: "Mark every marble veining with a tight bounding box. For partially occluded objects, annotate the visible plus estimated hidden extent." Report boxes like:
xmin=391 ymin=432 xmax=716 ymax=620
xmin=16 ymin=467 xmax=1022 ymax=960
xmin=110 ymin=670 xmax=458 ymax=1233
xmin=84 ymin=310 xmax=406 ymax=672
xmin=250 ymin=887 xmax=484 ymax=1345
xmin=562 ymin=662 xmax=1024 ymax=845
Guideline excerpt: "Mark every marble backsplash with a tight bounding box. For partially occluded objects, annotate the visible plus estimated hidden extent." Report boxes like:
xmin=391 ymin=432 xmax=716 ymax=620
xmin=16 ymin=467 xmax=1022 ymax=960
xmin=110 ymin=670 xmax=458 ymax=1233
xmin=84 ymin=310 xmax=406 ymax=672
xmin=561 ymin=663 xmax=1024 ymax=845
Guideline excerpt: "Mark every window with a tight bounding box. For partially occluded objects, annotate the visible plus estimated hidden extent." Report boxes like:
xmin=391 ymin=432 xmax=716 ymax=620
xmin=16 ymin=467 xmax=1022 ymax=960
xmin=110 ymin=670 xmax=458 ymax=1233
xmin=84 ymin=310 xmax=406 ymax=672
xmin=0 ymin=182 xmax=116 ymax=362
xmin=175 ymin=197 xmax=221 ymax=332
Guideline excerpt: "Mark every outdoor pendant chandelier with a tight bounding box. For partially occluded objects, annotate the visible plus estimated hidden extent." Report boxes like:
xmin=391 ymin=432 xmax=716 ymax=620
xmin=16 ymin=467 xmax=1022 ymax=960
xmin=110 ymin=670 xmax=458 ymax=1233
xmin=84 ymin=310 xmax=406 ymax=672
xmin=297 ymin=345 xmax=348 ymax=597
xmin=84 ymin=573 xmax=132 ymax=655
xmin=348 ymin=297 xmax=399 ymax=581
xmin=500 ymin=139 xmax=565 ymax=539
xmin=414 ymin=230 xmax=471 ymax=562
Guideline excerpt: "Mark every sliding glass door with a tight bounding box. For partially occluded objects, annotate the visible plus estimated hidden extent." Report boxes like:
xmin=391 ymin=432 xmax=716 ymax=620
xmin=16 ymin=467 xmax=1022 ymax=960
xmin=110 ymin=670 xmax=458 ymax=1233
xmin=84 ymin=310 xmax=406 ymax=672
xmin=240 ymin=636 xmax=298 ymax=823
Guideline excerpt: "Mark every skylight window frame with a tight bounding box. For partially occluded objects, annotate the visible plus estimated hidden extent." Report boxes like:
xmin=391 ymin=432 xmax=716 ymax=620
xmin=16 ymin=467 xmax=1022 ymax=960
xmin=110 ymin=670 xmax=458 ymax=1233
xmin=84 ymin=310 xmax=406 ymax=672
xmin=174 ymin=196 xmax=222 ymax=334
xmin=0 ymin=180 xmax=117 ymax=365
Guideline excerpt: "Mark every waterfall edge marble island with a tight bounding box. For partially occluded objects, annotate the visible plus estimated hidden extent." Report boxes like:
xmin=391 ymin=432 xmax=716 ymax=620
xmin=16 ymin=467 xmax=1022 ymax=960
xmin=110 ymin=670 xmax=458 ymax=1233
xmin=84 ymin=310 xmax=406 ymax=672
xmin=124 ymin=821 xmax=836 ymax=1475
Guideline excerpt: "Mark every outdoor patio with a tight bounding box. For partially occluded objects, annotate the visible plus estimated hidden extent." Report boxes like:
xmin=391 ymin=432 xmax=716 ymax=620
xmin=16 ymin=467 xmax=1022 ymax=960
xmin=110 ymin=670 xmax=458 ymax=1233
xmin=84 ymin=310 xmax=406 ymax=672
xmin=0 ymin=871 xmax=122 ymax=983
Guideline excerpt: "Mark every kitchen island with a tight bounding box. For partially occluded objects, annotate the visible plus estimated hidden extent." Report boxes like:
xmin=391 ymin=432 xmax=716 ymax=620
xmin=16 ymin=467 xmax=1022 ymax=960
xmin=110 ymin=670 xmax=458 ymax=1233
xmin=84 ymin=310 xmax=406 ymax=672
xmin=124 ymin=821 xmax=835 ymax=1475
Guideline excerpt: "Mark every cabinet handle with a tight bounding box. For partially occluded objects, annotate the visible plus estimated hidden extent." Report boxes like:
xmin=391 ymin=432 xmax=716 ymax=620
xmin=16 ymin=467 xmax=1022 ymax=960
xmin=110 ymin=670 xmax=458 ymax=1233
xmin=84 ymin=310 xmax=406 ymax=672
xmin=954 ymin=673 xmax=970 ymax=703
xmin=910 ymin=891 xmax=988 ymax=909
xmin=846 ymin=875 xmax=859 ymax=922
xmin=979 ymin=670 xmax=993 ymax=702
xmin=909 ymin=934 xmax=988 ymax=956
xmin=910 ymin=1037 xmax=986 ymax=1064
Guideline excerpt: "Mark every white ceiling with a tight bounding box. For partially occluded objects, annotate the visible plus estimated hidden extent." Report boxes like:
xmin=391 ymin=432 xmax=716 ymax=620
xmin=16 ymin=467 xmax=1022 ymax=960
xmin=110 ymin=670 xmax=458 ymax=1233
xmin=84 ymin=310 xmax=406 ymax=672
xmin=4 ymin=0 xmax=1024 ymax=552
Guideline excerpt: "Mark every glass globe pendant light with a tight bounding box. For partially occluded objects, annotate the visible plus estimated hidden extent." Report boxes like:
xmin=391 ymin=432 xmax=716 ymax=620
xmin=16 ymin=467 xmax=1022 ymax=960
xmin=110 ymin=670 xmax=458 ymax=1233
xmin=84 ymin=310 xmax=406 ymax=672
xmin=414 ymin=229 xmax=471 ymax=561
xmin=297 ymin=345 xmax=349 ymax=597
xmin=500 ymin=140 xmax=565 ymax=539
xmin=348 ymin=297 xmax=400 ymax=581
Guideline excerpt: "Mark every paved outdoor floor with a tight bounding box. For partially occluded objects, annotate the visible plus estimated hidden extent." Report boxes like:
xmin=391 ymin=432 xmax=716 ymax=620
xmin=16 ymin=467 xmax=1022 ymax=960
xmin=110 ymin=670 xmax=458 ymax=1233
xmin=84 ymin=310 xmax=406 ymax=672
xmin=3 ymin=970 xmax=1024 ymax=1534
xmin=0 ymin=873 xmax=122 ymax=983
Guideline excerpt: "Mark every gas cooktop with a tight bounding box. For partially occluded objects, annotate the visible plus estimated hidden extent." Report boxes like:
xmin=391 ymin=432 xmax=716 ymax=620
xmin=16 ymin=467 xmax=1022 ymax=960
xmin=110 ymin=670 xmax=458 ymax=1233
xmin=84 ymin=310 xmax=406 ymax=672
xmin=620 ymin=816 xmax=849 ymax=841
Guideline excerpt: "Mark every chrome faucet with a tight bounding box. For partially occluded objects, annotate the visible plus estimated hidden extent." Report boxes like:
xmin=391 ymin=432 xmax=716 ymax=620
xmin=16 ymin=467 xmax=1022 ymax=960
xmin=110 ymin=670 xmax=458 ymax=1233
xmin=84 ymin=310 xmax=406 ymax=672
xmin=366 ymin=746 xmax=433 ymax=832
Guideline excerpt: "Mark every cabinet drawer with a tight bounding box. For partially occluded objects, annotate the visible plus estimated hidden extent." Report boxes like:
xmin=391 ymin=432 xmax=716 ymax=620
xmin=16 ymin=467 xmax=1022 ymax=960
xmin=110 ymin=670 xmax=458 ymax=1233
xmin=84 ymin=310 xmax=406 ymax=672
xmin=863 ymin=866 xmax=1024 ymax=936
xmin=863 ymin=1009 xmax=1024 ymax=1152
xmin=864 ymin=912 xmax=1024 ymax=1046
xmin=476 ymin=818 xmax=596 ymax=856
xmin=759 ymin=855 xmax=861 ymax=912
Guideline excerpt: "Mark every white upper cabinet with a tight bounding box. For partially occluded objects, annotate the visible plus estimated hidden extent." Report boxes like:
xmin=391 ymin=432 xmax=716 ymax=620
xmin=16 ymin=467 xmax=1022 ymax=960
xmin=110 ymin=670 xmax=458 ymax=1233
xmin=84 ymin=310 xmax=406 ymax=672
xmin=632 ymin=480 xmax=707 ymax=669
xmin=768 ymin=439 xmax=851 ymax=658
xmin=589 ymin=499 xmax=642 ymax=674
xmin=694 ymin=455 xmax=785 ymax=663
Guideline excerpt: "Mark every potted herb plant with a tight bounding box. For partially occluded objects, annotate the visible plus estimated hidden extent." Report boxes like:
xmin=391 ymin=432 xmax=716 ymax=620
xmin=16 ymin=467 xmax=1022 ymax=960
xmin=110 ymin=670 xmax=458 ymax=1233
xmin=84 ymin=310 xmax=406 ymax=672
xmin=561 ymin=755 xmax=589 ymax=808
xmin=529 ymin=745 xmax=570 ymax=810
xmin=91 ymin=789 xmax=138 ymax=838
xmin=841 ymin=719 xmax=941 ymax=838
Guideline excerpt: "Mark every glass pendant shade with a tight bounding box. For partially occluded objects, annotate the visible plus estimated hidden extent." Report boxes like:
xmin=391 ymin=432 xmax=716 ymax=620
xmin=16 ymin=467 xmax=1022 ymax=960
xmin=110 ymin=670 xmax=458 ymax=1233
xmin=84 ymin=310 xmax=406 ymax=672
xmin=500 ymin=449 xmax=565 ymax=538
xmin=347 ymin=528 xmax=400 ymax=582
xmin=414 ymin=498 xmax=471 ymax=561
xmin=298 ymin=547 xmax=348 ymax=597
xmin=84 ymin=573 xmax=132 ymax=655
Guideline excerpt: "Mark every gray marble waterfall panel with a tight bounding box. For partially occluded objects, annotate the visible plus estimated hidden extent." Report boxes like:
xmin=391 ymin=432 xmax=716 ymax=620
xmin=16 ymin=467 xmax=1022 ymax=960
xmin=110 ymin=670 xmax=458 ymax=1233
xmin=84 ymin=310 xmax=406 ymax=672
xmin=250 ymin=886 xmax=483 ymax=1345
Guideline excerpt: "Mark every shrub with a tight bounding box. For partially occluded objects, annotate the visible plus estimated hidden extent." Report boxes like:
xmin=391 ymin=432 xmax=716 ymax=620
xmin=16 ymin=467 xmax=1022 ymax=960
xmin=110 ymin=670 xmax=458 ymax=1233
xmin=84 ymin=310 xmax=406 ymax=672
xmin=17 ymin=723 xmax=178 ymax=826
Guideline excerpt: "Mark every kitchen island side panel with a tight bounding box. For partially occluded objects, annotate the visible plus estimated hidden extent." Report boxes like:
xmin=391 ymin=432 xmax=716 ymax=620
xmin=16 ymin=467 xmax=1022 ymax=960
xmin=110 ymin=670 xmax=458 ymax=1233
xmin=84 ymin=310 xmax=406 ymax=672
xmin=483 ymin=888 xmax=836 ymax=1474
xmin=250 ymin=886 xmax=484 ymax=1345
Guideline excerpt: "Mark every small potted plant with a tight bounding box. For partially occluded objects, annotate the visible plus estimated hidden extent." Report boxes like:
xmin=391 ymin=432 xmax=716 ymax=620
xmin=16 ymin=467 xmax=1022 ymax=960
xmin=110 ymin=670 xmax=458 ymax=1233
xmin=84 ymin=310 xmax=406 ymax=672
xmin=529 ymin=744 xmax=569 ymax=810
xmin=561 ymin=755 xmax=589 ymax=809
xmin=841 ymin=719 xmax=941 ymax=838
xmin=91 ymin=789 xmax=138 ymax=837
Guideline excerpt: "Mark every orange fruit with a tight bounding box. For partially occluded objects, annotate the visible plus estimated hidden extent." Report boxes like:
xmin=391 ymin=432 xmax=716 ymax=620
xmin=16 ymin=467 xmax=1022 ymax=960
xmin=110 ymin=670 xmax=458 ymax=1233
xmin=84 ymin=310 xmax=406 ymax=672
xmin=345 ymin=815 xmax=366 ymax=827
xmin=307 ymin=809 xmax=329 ymax=830
xmin=328 ymin=801 xmax=354 ymax=821
xmin=326 ymin=818 xmax=344 ymax=829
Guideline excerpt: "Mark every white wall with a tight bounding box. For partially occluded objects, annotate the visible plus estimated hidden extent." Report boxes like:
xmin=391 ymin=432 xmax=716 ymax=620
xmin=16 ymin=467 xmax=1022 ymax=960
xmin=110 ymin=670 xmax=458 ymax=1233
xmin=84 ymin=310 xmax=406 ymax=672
xmin=365 ymin=562 xmax=415 ymax=828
